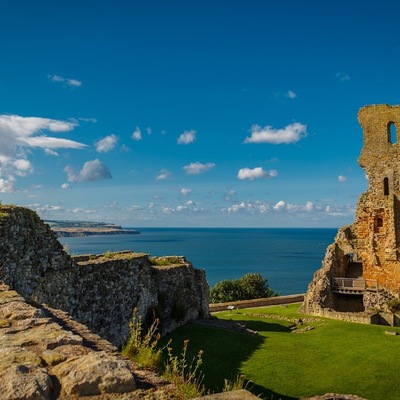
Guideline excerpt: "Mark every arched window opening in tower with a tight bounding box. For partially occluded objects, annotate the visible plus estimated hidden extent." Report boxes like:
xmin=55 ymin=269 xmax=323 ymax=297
xmin=388 ymin=122 xmax=397 ymax=144
xmin=377 ymin=217 xmax=383 ymax=228
xmin=384 ymin=177 xmax=389 ymax=195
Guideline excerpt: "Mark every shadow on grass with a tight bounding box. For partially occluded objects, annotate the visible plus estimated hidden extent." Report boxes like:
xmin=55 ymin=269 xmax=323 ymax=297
xmin=233 ymin=319 xmax=293 ymax=334
xmin=159 ymin=322 xmax=296 ymax=399
xmin=249 ymin=382 xmax=298 ymax=400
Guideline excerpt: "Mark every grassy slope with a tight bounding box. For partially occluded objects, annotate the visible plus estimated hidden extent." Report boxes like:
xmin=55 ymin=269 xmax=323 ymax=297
xmin=161 ymin=304 xmax=400 ymax=400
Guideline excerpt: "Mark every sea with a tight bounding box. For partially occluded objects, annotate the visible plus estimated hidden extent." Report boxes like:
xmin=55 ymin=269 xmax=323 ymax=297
xmin=58 ymin=227 xmax=338 ymax=295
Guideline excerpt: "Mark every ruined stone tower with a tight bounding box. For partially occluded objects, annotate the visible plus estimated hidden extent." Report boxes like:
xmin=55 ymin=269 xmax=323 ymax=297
xmin=303 ymin=104 xmax=400 ymax=316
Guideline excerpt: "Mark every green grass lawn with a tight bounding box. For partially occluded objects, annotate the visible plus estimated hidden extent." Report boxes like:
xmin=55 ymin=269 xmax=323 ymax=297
xmin=160 ymin=304 xmax=400 ymax=400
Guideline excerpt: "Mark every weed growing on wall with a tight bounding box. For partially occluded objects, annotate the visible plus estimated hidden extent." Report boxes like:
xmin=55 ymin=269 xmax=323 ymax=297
xmin=149 ymin=256 xmax=183 ymax=266
xmin=122 ymin=308 xmax=162 ymax=371
xmin=223 ymin=374 xmax=250 ymax=392
xmin=164 ymin=339 xmax=205 ymax=399
xmin=123 ymin=309 xmax=206 ymax=398
xmin=104 ymin=250 xmax=113 ymax=259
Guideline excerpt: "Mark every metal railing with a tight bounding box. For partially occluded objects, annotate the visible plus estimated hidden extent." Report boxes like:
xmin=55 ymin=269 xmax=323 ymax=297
xmin=332 ymin=277 xmax=378 ymax=292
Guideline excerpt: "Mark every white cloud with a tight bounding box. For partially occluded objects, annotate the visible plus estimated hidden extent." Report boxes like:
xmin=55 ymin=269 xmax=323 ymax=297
xmin=49 ymin=75 xmax=64 ymax=82
xmin=0 ymin=115 xmax=83 ymax=159
xmin=0 ymin=114 xmax=85 ymax=190
xmin=227 ymin=201 xmax=270 ymax=214
xmin=183 ymin=162 xmax=215 ymax=175
xmin=304 ymin=201 xmax=314 ymax=212
xmin=23 ymin=136 xmax=84 ymax=148
xmin=273 ymin=200 xmax=286 ymax=211
xmin=48 ymin=74 xmax=82 ymax=87
xmin=95 ymin=134 xmax=118 ymax=153
xmin=45 ymin=148 xmax=59 ymax=156
xmin=28 ymin=203 xmax=65 ymax=213
xmin=181 ymin=188 xmax=192 ymax=196
xmin=0 ymin=177 xmax=14 ymax=193
xmin=132 ymin=127 xmax=142 ymax=141
xmin=237 ymin=167 xmax=278 ymax=181
xmin=177 ymin=130 xmax=196 ymax=145
xmin=336 ymin=72 xmax=350 ymax=82
xmin=228 ymin=202 xmax=247 ymax=213
xmin=244 ymin=122 xmax=307 ymax=144
xmin=13 ymin=159 xmax=32 ymax=176
xmin=64 ymin=159 xmax=112 ymax=182
xmin=67 ymin=79 xmax=82 ymax=87
xmin=61 ymin=183 xmax=70 ymax=189
xmin=286 ymin=90 xmax=297 ymax=99
xmin=79 ymin=117 xmax=98 ymax=123
xmin=274 ymin=201 xmax=315 ymax=213
xmin=224 ymin=189 xmax=236 ymax=201
xmin=338 ymin=175 xmax=347 ymax=182
xmin=71 ymin=207 xmax=96 ymax=214
xmin=156 ymin=169 xmax=172 ymax=181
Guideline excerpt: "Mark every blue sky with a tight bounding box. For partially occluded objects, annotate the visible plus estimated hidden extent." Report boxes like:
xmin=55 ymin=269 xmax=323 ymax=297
xmin=1 ymin=0 xmax=399 ymax=227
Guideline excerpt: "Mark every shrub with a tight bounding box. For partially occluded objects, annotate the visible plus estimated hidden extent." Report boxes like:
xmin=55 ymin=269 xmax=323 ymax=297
xmin=209 ymin=279 xmax=238 ymax=303
xmin=210 ymin=272 xmax=276 ymax=303
xmin=387 ymin=298 xmax=400 ymax=313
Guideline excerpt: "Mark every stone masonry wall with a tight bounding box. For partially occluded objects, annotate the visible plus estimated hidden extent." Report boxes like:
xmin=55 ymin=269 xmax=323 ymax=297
xmin=303 ymin=105 xmax=400 ymax=315
xmin=0 ymin=205 xmax=209 ymax=347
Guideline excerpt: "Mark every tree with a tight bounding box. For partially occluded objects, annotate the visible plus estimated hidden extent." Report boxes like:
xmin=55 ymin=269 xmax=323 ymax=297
xmin=210 ymin=273 xmax=276 ymax=303
xmin=209 ymin=279 xmax=238 ymax=303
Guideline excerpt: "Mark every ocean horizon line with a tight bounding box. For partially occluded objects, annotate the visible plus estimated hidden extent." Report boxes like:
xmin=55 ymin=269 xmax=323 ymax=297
xmin=126 ymin=226 xmax=340 ymax=230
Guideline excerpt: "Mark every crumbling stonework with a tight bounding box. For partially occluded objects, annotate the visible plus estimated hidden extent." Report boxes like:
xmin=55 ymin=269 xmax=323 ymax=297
xmin=303 ymin=104 xmax=400 ymax=316
xmin=0 ymin=283 xmax=139 ymax=399
xmin=0 ymin=205 xmax=209 ymax=347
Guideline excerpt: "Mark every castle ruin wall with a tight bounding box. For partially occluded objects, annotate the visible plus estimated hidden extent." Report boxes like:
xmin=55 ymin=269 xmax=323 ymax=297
xmin=303 ymin=105 xmax=400 ymax=316
xmin=0 ymin=205 xmax=210 ymax=347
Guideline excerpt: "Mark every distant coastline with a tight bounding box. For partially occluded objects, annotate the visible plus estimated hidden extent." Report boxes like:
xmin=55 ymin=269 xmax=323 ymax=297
xmin=45 ymin=220 xmax=140 ymax=237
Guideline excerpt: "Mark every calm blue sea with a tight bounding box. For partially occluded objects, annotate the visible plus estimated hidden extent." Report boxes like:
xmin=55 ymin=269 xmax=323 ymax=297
xmin=58 ymin=228 xmax=337 ymax=295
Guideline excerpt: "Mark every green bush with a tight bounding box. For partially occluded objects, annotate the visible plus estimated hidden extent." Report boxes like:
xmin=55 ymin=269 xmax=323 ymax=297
xmin=387 ymin=298 xmax=400 ymax=313
xmin=210 ymin=273 xmax=276 ymax=303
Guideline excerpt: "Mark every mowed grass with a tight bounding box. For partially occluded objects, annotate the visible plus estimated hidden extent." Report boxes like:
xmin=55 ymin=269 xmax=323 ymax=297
xmin=160 ymin=304 xmax=400 ymax=400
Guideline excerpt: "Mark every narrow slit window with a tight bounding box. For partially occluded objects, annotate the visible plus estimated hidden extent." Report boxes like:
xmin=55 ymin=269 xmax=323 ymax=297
xmin=388 ymin=122 xmax=397 ymax=144
xmin=377 ymin=217 xmax=383 ymax=228
xmin=384 ymin=177 xmax=389 ymax=195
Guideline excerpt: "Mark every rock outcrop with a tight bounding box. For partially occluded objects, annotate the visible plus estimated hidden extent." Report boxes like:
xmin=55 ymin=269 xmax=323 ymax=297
xmin=0 ymin=205 xmax=209 ymax=347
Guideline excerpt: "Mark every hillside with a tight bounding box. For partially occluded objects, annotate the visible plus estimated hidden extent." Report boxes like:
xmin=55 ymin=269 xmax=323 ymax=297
xmin=45 ymin=219 xmax=140 ymax=237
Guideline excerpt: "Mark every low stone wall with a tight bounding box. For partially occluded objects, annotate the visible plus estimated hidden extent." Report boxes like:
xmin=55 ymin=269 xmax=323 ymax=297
xmin=0 ymin=205 xmax=210 ymax=347
xmin=316 ymin=309 xmax=378 ymax=324
xmin=209 ymin=294 xmax=304 ymax=312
